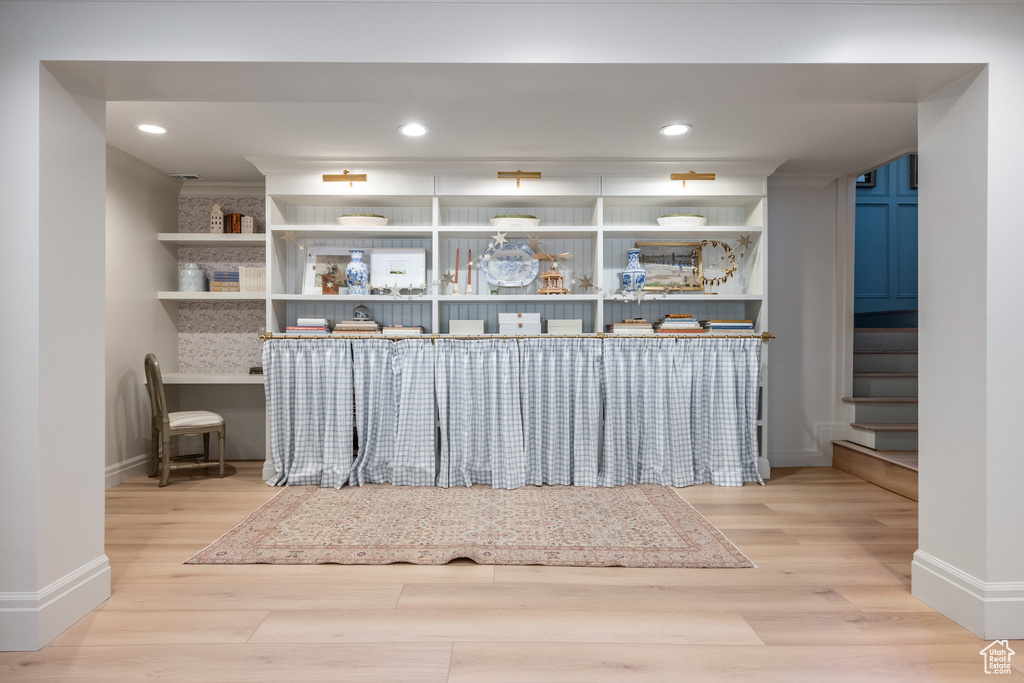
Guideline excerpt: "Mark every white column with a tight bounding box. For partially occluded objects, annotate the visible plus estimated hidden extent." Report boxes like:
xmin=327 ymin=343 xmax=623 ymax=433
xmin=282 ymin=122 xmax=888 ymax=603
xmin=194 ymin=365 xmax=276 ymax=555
xmin=913 ymin=66 xmax=1024 ymax=639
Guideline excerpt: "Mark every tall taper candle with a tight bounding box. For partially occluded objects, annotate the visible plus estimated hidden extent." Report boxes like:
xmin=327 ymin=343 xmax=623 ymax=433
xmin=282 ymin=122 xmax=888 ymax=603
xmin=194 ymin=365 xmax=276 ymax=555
xmin=467 ymin=249 xmax=472 ymax=284
xmin=455 ymin=247 xmax=459 ymax=284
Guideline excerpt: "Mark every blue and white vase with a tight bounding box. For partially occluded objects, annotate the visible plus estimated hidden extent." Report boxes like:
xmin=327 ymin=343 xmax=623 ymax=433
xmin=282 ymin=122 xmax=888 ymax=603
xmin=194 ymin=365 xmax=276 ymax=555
xmin=621 ymin=248 xmax=646 ymax=293
xmin=346 ymin=249 xmax=369 ymax=295
xmin=178 ymin=262 xmax=205 ymax=292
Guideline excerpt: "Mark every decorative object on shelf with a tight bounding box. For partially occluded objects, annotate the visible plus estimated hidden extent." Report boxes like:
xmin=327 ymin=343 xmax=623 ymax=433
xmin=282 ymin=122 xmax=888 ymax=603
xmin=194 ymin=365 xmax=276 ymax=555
xmin=490 ymin=230 xmax=509 ymax=247
xmin=576 ymin=274 xmax=595 ymax=292
xmin=465 ymin=248 xmax=473 ymax=295
xmin=248 ymin=366 xmax=263 ymax=375
xmin=178 ymin=262 xmax=205 ymax=292
xmin=698 ymin=239 xmax=739 ymax=290
xmin=491 ymin=214 xmax=540 ymax=228
xmin=211 ymin=270 xmax=240 ymax=292
xmin=369 ymin=247 xmax=426 ymax=292
xmin=533 ymin=251 xmax=572 ymax=295
xmin=497 ymin=170 xmax=541 ymax=189
xmin=440 ymin=269 xmax=456 ymax=295
xmin=620 ymin=248 xmax=647 ymax=293
xmin=322 ymin=170 xmax=367 ymax=186
xmin=670 ymin=170 xmax=716 ymax=188
xmin=481 ymin=241 xmax=540 ymax=287
xmin=281 ymin=230 xmax=297 ymax=244
xmin=735 ymin=233 xmax=753 ymax=257
xmin=657 ymin=214 xmax=707 ymax=227
xmin=224 ymin=213 xmax=243 ymax=233
xmin=345 ymin=249 xmax=370 ymax=295
xmin=452 ymin=247 xmax=460 ymax=295
xmin=352 ymin=304 xmax=371 ymax=320
xmin=320 ymin=263 xmax=341 ymax=295
xmin=209 ymin=204 xmax=224 ymax=233
xmin=303 ymin=247 xmax=351 ymax=294
xmin=546 ymin=318 xmax=583 ymax=334
xmin=490 ymin=286 xmax=500 ymax=295
xmin=337 ymin=213 xmax=388 ymax=227
xmin=498 ymin=311 xmax=541 ymax=335
xmin=240 ymin=215 xmax=256 ymax=234
xmin=526 ymin=233 xmax=544 ymax=252
xmin=449 ymin=319 xmax=485 ymax=335
xmin=635 ymin=241 xmax=702 ymax=292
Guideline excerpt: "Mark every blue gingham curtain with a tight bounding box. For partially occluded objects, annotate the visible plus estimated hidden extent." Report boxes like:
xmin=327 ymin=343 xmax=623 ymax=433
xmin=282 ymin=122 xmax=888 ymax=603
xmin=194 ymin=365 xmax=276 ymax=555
xmin=390 ymin=339 xmax=437 ymax=486
xmin=263 ymin=338 xmax=354 ymax=488
xmin=349 ymin=339 xmax=397 ymax=485
xmin=519 ymin=338 xmax=603 ymax=486
xmin=435 ymin=338 xmax=525 ymax=488
xmin=601 ymin=337 xmax=762 ymax=487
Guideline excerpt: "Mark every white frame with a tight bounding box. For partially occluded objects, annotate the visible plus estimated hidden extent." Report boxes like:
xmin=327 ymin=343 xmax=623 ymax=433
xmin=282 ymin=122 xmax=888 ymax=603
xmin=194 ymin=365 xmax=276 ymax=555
xmin=302 ymin=246 xmax=355 ymax=295
xmin=370 ymin=247 xmax=426 ymax=290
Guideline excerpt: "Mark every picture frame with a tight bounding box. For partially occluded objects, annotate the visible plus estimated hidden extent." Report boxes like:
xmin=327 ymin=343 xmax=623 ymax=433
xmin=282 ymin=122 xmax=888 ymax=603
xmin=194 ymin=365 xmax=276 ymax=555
xmin=302 ymin=247 xmax=354 ymax=295
xmin=909 ymin=153 xmax=918 ymax=190
xmin=856 ymin=170 xmax=877 ymax=189
xmin=634 ymin=241 xmax=703 ymax=292
xmin=370 ymin=247 xmax=427 ymax=291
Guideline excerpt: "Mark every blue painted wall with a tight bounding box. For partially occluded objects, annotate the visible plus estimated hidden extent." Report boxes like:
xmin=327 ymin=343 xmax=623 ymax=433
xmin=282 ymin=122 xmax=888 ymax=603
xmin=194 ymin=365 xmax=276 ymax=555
xmin=855 ymin=154 xmax=918 ymax=325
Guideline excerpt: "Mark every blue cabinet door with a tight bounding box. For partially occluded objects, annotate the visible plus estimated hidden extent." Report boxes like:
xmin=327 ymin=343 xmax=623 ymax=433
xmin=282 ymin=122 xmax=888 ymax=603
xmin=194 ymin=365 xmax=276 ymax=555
xmin=855 ymin=155 xmax=918 ymax=318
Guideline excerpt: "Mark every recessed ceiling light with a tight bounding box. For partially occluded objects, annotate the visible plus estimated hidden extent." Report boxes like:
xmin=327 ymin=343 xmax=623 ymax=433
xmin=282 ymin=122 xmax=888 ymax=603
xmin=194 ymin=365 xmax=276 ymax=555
xmin=659 ymin=123 xmax=692 ymax=137
xmin=136 ymin=123 xmax=167 ymax=135
xmin=398 ymin=123 xmax=428 ymax=137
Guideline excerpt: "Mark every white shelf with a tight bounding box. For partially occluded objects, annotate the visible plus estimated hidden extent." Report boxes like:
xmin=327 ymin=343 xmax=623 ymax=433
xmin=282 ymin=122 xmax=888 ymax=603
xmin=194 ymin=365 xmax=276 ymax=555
xmin=602 ymin=225 xmax=762 ymax=238
xmin=438 ymin=294 xmax=598 ymax=302
xmin=271 ymin=293 xmax=430 ymax=302
xmin=603 ymin=293 xmax=763 ymax=301
xmin=158 ymin=291 xmax=266 ymax=301
xmin=270 ymin=225 xmax=434 ymax=239
xmin=158 ymin=233 xmax=266 ymax=246
xmin=161 ymin=372 xmax=264 ymax=384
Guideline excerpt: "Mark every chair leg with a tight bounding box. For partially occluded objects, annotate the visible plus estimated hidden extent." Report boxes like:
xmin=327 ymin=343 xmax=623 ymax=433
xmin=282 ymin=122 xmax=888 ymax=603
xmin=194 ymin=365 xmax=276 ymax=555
xmin=218 ymin=427 xmax=225 ymax=477
xmin=159 ymin=432 xmax=171 ymax=487
xmin=148 ymin=427 xmax=159 ymax=477
xmin=203 ymin=432 xmax=211 ymax=462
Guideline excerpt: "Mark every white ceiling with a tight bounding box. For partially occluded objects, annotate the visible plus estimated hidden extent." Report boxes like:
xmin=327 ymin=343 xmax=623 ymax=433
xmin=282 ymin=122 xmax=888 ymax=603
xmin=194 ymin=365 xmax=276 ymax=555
xmin=49 ymin=61 xmax=982 ymax=182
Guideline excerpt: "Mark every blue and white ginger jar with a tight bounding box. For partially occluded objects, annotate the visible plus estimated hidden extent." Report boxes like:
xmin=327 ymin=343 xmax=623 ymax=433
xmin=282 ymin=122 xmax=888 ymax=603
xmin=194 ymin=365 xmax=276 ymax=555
xmin=621 ymin=248 xmax=646 ymax=293
xmin=346 ymin=249 xmax=369 ymax=295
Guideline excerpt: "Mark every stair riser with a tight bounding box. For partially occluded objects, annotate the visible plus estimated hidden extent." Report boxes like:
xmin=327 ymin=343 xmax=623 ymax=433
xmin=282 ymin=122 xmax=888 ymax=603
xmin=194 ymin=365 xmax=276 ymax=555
xmin=854 ymin=404 xmax=919 ymax=423
xmin=854 ymin=332 xmax=918 ymax=351
xmin=853 ymin=377 xmax=918 ymax=397
xmin=853 ymin=354 xmax=919 ymax=373
xmin=847 ymin=429 xmax=919 ymax=451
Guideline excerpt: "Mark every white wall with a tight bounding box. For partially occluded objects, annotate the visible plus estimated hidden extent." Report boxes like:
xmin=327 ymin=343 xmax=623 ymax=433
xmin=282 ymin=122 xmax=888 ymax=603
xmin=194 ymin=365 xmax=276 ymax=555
xmin=105 ymin=148 xmax=181 ymax=486
xmin=2 ymin=0 xmax=1024 ymax=649
xmin=766 ymin=178 xmax=853 ymax=466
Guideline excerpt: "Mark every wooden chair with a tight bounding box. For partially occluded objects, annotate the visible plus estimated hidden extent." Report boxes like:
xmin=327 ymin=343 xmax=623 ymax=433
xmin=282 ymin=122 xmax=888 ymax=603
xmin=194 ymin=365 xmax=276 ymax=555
xmin=144 ymin=353 xmax=225 ymax=487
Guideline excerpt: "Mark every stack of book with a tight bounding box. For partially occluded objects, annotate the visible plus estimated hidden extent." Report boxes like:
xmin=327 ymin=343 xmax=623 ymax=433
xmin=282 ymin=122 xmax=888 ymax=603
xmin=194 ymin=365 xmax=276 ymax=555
xmin=238 ymin=265 xmax=266 ymax=292
xmin=654 ymin=314 xmax=706 ymax=334
xmin=382 ymin=325 xmax=424 ymax=336
xmin=285 ymin=317 xmax=332 ymax=335
xmin=605 ymin=318 xmax=655 ymax=335
xmin=211 ymin=270 xmax=240 ymax=292
xmin=703 ymin=319 xmax=755 ymax=333
xmin=333 ymin=320 xmax=382 ymax=335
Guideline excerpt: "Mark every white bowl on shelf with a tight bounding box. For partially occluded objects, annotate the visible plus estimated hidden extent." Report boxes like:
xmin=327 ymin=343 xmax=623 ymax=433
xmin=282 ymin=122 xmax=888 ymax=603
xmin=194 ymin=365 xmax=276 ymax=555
xmin=657 ymin=215 xmax=708 ymax=227
xmin=490 ymin=216 xmax=540 ymax=228
xmin=337 ymin=216 xmax=389 ymax=227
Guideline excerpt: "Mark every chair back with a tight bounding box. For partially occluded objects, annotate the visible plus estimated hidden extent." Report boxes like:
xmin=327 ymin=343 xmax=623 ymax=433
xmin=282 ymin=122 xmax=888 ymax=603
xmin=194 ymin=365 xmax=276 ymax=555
xmin=144 ymin=353 xmax=169 ymax=427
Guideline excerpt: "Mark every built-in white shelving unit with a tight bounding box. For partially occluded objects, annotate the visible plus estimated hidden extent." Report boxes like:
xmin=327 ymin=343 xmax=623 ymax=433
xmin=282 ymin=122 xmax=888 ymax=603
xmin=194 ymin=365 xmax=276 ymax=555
xmin=243 ymin=159 xmax=777 ymax=477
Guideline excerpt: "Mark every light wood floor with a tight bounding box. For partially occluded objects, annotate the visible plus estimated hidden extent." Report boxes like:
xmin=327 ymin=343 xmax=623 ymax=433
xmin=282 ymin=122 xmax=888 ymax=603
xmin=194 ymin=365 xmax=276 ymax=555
xmin=3 ymin=463 xmax=1021 ymax=681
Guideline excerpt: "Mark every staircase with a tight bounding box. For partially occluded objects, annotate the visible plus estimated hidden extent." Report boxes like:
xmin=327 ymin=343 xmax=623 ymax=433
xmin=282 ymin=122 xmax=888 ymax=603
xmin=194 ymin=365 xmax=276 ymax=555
xmin=832 ymin=328 xmax=919 ymax=500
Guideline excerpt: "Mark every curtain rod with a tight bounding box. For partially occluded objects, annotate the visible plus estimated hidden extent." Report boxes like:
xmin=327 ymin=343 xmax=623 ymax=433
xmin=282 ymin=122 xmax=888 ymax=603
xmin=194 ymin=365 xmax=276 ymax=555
xmin=260 ymin=332 xmax=775 ymax=342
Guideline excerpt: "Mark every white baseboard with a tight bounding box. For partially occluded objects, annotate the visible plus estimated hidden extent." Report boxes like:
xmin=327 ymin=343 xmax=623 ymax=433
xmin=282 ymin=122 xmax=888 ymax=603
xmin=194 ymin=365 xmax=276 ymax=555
xmin=913 ymin=550 xmax=1024 ymax=639
xmin=105 ymin=453 xmax=150 ymax=488
xmin=0 ymin=555 xmax=110 ymax=651
xmin=768 ymin=449 xmax=833 ymax=467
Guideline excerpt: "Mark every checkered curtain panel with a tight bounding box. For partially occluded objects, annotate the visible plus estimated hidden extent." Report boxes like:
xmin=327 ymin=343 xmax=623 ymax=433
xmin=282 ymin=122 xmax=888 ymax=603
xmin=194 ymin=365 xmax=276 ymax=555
xmin=519 ymin=338 xmax=603 ymax=487
xmin=263 ymin=338 xmax=354 ymax=487
xmin=435 ymin=338 xmax=526 ymax=488
xmin=601 ymin=337 xmax=762 ymax=487
xmin=390 ymin=339 xmax=437 ymax=486
xmin=349 ymin=339 xmax=397 ymax=485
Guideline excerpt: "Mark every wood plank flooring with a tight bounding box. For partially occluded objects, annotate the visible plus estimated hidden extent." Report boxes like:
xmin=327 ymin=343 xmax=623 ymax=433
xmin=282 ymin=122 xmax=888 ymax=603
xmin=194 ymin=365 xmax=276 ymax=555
xmin=3 ymin=462 xmax=1021 ymax=681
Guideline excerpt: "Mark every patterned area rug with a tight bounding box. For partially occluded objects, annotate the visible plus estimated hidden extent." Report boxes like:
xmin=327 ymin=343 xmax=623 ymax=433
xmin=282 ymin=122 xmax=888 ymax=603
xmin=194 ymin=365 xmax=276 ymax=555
xmin=186 ymin=484 xmax=754 ymax=568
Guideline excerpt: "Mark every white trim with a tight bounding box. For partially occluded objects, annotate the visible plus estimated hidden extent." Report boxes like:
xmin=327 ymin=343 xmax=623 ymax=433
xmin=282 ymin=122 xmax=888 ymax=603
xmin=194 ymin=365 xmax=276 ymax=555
xmin=106 ymin=145 xmax=182 ymax=195
xmin=768 ymin=173 xmax=838 ymax=189
xmin=0 ymin=556 xmax=110 ymax=651
xmin=912 ymin=550 xmax=1024 ymax=639
xmin=105 ymin=452 xmax=150 ymax=488
xmin=178 ymin=181 xmax=265 ymax=197
xmin=769 ymin=448 xmax=832 ymax=467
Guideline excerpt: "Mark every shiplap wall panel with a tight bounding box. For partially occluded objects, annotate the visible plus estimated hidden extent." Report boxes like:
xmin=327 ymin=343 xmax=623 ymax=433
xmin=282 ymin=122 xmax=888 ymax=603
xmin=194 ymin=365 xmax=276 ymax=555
xmin=603 ymin=205 xmax=747 ymax=227
xmin=285 ymin=205 xmax=432 ymax=226
xmin=441 ymin=206 xmax=591 ymax=226
xmin=441 ymin=236 xmax=594 ymax=295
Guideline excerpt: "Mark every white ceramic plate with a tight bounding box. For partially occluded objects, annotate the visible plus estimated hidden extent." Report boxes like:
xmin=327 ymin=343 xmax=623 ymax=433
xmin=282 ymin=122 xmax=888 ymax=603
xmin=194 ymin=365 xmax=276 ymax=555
xmin=480 ymin=241 xmax=540 ymax=287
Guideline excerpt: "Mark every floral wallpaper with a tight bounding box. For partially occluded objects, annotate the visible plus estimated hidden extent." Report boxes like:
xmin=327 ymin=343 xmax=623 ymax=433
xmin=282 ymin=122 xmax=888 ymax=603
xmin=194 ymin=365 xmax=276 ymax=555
xmin=176 ymin=196 xmax=267 ymax=373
